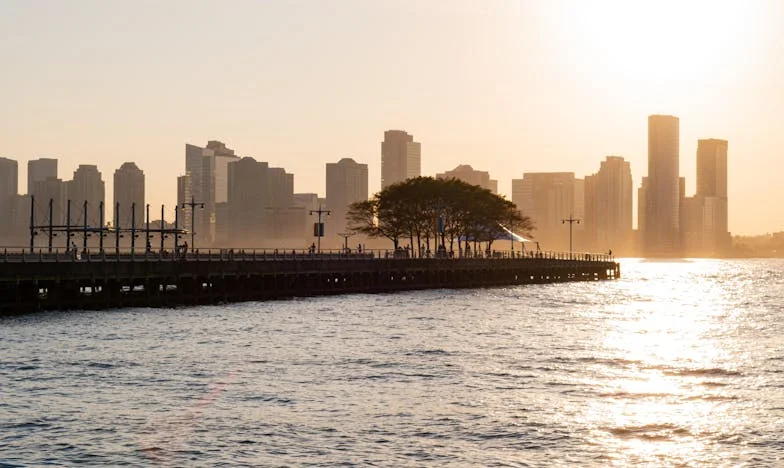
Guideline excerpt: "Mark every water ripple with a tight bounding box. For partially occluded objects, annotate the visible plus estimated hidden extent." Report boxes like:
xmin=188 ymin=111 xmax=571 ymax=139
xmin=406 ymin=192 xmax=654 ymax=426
xmin=1 ymin=259 xmax=784 ymax=465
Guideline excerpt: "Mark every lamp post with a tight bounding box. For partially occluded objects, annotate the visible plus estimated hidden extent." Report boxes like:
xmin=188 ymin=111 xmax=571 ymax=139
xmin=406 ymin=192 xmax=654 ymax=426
xmin=82 ymin=200 xmax=88 ymax=253
xmin=99 ymin=201 xmax=104 ymax=253
xmin=145 ymin=204 xmax=151 ymax=253
xmin=337 ymin=231 xmax=355 ymax=253
xmin=561 ymin=213 xmax=580 ymax=258
xmin=29 ymin=195 xmax=35 ymax=254
xmin=309 ymin=205 xmax=331 ymax=253
xmin=181 ymin=196 xmax=204 ymax=251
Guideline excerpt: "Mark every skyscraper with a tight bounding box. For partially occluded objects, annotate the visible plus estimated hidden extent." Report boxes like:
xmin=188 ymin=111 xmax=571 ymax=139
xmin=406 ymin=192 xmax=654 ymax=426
xmin=227 ymin=157 xmax=269 ymax=243
xmin=584 ymin=156 xmax=633 ymax=253
xmin=0 ymin=157 xmax=18 ymax=238
xmin=326 ymin=158 xmax=369 ymax=238
xmin=177 ymin=173 xmax=193 ymax=234
xmin=226 ymin=157 xmax=299 ymax=246
xmin=113 ymin=162 xmax=145 ymax=228
xmin=643 ymin=115 xmax=680 ymax=256
xmin=66 ymin=165 xmax=105 ymax=226
xmin=511 ymin=172 xmax=578 ymax=251
xmin=681 ymin=139 xmax=730 ymax=256
xmin=381 ymin=130 xmax=420 ymax=189
xmin=436 ymin=164 xmax=498 ymax=193
xmin=185 ymin=141 xmax=240 ymax=245
xmin=697 ymin=139 xmax=729 ymax=249
xmin=697 ymin=139 xmax=728 ymax=200
xmin=31 ymin=177 xmax=66 ymax=227
xmin=27 ymin=158 xmax=57 ymax=195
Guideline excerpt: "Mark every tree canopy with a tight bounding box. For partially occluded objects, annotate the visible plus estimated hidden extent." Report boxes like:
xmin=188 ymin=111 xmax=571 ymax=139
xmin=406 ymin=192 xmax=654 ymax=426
xmin=346 ymin=177 xmax=534 ymax=255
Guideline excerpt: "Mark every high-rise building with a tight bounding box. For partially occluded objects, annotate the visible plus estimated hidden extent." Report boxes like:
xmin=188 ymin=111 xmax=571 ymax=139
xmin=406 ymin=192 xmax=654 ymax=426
xmin=226 ymin=157 xmax=299 ymax=246
xmin=0 ymin=157 xmax=18 ymax=199
xmin=177 ymin=173 xmax=193 ymax=234
xmin=227 ymin=157 xmax=269 ymax=243
xmin=436 ymin=164 xmax=498 ymax=193
xmin=0 ymin=157 xmax=18 ymax=239
xmin=266 ymin=167 xmax=294 ymax=208
xmin=681 ymin=139 xmax=730 ymax=256
xmin=31 ymin=177 xmax=67 ymax=227
xmin=293 ymin=193 xmax=323 ymax=241
xmin=697 ymin=139 xmax=728 ymax=199
xmin=697 ymin=138 xmax=729 ymax=245
xmin=27 ymin=158 xmax=57 ymax=195
xmin=584 ymin=156 xmax=633 ymax=253
xmin=9 ymin=195 xmax=31 ymax=244
xmin=185 ymin=141 xmax=240 ymax=245
xmin=643 ymin=115 xmax=680 ymax=256
xmin=511 ymin=172 xmax=578 ymax=251
xmin=381 ymin=130 xmax=421 ymax=189
xmin=113 ymin=162 xmax=145 ymax=228
xmin=263 ymin=166 xmax=300 ymax=242
xmin=207 ymin=140 xmax=237 ymax=205
xmin=66 ymin=165 xmax=105 ymax=226
xmin=326 ymin=158 xmax=369 ymax=238
xmin=637 ymin=177 xmax=648 ymax=252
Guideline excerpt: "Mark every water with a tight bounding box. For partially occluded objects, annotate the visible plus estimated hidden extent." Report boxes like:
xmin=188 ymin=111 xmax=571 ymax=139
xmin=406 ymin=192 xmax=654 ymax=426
xmin=2 ymin=259 xmax=784 ymax=466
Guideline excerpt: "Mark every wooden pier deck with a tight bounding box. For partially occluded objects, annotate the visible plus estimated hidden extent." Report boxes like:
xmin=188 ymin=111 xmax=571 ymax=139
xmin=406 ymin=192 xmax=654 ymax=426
xmin=0 ymin=249 xmax=620 ymax=315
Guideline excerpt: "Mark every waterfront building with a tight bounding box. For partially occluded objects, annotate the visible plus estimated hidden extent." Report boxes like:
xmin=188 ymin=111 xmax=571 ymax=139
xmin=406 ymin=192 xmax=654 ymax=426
xmin=27 ymin=158 xmax=57 ymax=195
xmin=66 ymin=165 xmax=105 ymax=226
xmin=293 ymin=193 xmax=324 ymax=243
xmin=511 ymin=172 xmax=580 ymax=251
xmin=113 ymin=162 xmax=145 ymax=228
xmin=177 ymin=173 xmax=193 ymax=234
xmin=227 ymin=157 xmax=267 ymax=243
xmin=681 ymin=139 xmax=730 ymax=256
xmin=0 ymin=157 xmax=18 ymax=239
xmin=226 ymin=157 xmax=299 ymax=246
xmin=381 ymin=130 xmax=420 ymax=189
xmin=584 ymin=156 xmax=633 ymax=253
xmin=697 ymin=138 xmax=730 ymax=253
xmin=326 ymin=158 xmax=368 ymax=239
xmin=642 ymin=114 xmax=680 ymax=256
xmin=436 ymin=164 xmax=498 ymax=193
xmin=31 ymin=177 xmax=66 ymax=227
xmin=185 ymin=141 xmax=240 ymax=245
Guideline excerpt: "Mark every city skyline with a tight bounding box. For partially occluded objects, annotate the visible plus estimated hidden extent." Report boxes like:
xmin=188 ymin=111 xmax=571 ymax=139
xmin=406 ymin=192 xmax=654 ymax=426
xmin=0 ymin=120 xmax=731 ymax=254
xmin=1 ymin=1 xmax=782 ymax=235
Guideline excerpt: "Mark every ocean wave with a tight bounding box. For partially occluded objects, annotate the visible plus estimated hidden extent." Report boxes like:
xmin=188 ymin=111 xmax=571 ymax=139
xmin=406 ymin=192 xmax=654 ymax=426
xmin=606 ymin=423 xmax=692 ymax=440
xmin=662 ymin=367 xmax=742 ymax=377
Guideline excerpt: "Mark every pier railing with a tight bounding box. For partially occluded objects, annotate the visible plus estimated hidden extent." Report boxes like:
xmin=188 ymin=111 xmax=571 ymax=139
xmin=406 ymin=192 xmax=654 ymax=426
xmin=0 ymin=246 xmax=615 ymax=264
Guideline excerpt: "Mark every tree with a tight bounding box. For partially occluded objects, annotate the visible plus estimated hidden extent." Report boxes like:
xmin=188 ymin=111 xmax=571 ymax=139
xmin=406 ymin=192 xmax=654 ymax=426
xmin=347 ymin=177 xmax=534 ymax=256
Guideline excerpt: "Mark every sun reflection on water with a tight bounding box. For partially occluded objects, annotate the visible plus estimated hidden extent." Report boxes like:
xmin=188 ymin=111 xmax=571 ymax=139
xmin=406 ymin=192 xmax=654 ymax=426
xmin=580 ymin=259 xmax=748 ymax=465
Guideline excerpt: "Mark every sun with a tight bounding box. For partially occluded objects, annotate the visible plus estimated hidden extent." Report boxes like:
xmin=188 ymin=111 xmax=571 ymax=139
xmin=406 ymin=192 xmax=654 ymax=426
xmin=559 ymin=0 xmax=763 ymax=97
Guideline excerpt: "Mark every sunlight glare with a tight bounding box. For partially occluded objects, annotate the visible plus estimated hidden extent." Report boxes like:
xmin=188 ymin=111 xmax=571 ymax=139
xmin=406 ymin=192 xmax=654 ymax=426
xmin=562 ymin=0 xmax=762 ymax=97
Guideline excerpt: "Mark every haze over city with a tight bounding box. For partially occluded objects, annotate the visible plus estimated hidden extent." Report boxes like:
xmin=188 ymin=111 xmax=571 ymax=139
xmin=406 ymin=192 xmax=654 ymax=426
xmin=2 ymin=0 xmax=783 ymax=235
xmin=9 ymin=3 xmax=784 ymax=466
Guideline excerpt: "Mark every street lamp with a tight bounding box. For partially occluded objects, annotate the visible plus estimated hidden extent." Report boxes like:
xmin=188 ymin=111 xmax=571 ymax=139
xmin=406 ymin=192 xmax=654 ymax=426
xmin=181 ymin=196 xmax=205 ymax=250
xmin=337 ymin=231 xmax=356 ymax=253
xmin=309 ymin=205 xmax=331 ymax=253
xmin=561 ymin=213 xmax=580 ymax=258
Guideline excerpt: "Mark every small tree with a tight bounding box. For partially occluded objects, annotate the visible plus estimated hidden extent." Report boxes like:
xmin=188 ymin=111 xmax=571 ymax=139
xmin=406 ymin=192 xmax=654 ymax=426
xmin=347 ymin=177 xmax=534 ymax=254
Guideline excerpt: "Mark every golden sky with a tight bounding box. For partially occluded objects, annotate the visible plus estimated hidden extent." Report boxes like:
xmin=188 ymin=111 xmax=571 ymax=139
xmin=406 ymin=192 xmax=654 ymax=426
xmin=1 ymin=0 xmax=781 ymax=235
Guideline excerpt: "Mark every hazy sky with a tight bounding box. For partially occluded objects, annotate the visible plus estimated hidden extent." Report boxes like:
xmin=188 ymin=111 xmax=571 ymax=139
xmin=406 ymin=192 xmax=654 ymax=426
xmin=1 ymin=0 xmax=782 ymax=235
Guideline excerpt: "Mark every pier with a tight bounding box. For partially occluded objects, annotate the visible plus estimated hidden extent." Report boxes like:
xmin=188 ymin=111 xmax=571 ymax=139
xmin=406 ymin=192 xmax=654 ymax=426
xmin=0 ymin=248 xmax=620 ymax=315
